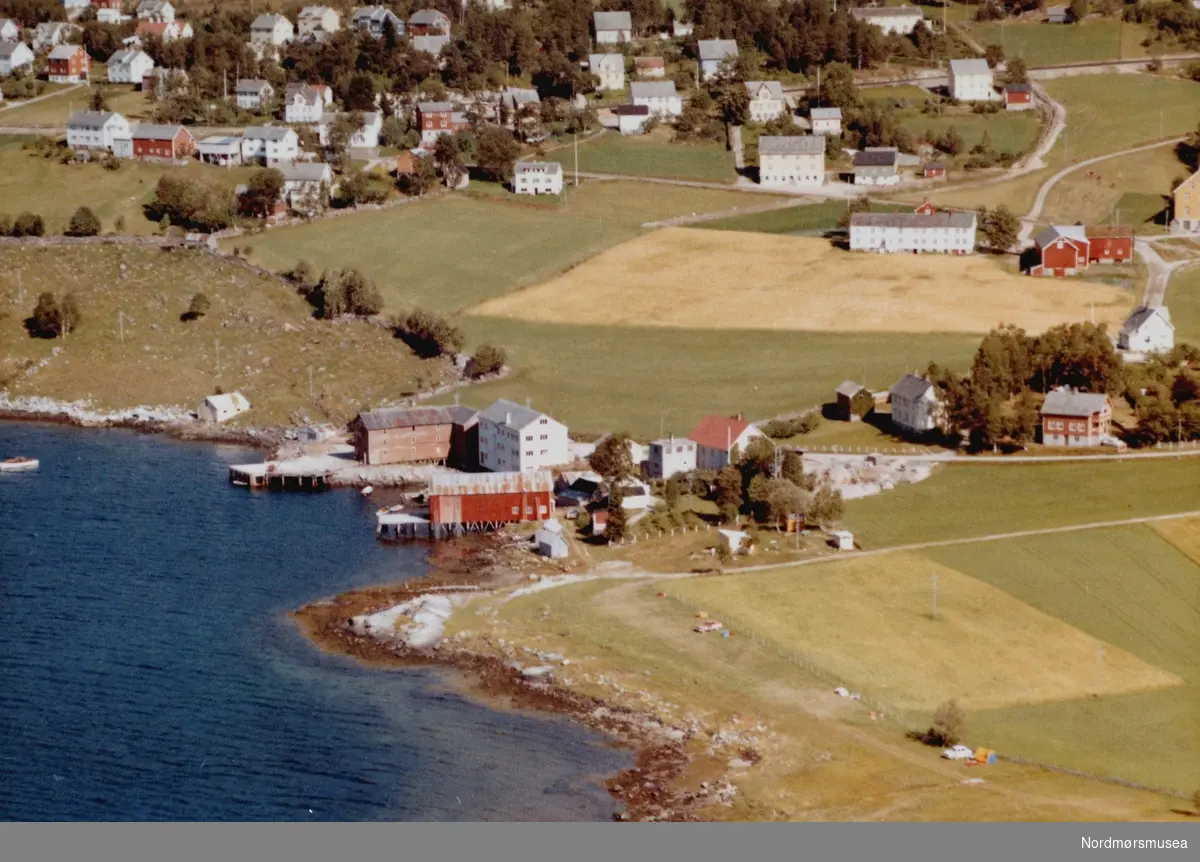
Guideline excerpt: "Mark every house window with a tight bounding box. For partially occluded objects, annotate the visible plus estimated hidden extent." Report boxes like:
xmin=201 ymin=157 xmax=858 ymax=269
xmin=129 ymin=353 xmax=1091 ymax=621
xmin=526 ymin=450 xmax=533 ymax=456
xmin=511 ymin=506 xmax=519 ymax=515
xmin=525 ymin=506 xmax=532 ymax=515
xmin=538 ymin=505 xmax=547 ymax=515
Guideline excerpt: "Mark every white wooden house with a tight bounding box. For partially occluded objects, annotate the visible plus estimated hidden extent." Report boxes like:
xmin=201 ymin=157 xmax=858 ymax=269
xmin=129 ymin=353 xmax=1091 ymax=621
xmin=697 ymin=39 xmax=738 ymax=80
xmin=594 ymin=10 xmax=632 ymax=44
xmin=758 ymin=135 xmax=824 ymax=187
xmin=688 ymin=415 xmax=764 ymax=470
xmin=851 ymin=5 xmax=923 ymax=34
xmin=744 ymin=80 xmax=785 ymax=122
xmin=1118 ymin=306 xmax=1174 ymax=354
xmin=0 ymin=40 xmax=34 ymax=76
xmin=236 ymin=78 xmax=274 ymax=111
xmin=198 ymin=392 xmax=251 ymax=423
xmin=630 ymin=80 xmax=681 ymax=118
xmin=514 ymin=161 xmax=563 ymax=195
xmin=67 ymin=110 xmax=130 ymax=151
xmin=647 ymin=436 xmax=697 ymax=479
xmin=850 ymin=211 xmax=977 ymax=254
xmin=810 ymin=106 xmax=841 ymax=135
xmin=107 ymin=49 xmax=154 ymax=84
xmin=477 ymin=399 xmax=569 ymax=472
xmin=588 ymin=53 xmax=625 ymax=91
xmin=889 ymin=374 xmax=944 ymax=436
xmin=948 ymin=58 xmax=996 ymax=102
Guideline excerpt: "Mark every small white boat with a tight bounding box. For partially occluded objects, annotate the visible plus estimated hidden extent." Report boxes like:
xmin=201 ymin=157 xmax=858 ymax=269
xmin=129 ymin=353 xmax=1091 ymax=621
xmin=0 ymin=457 xmax=39 ymax=473
xmin=361 ymin=485 xmax=374 ymax=496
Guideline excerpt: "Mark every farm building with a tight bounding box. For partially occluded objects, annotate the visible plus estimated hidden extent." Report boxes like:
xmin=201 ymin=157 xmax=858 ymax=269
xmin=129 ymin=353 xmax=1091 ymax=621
xmin=835 ymin=381 xmax=867 ymax=421
xmin=1173 ymin=169 xmax=1200 ymax=233
xmin=514 ymin=162 xmax=563 ymax=195
xmin=1029 ymin=225 xmax=1133 ymax=276
xmin=719 ymin=529 xmax=751 ymax=555
xmin=478 ymin=399 xmax=569 ymax=472
xmin=1086 ymin=225 xmax=1134 ymax=264
xmin=630 ymin=80 xmax=682 ymax=118
xmin=889 ymin=374 xmax=945 ymax=436
xmin=810 ymin=106 xmax=842 ymax=135
xmin=351 ymin=405 xmax=478 ymax=467
xmin=745 ymin=81 xmax=786 ymax=122
xmin=197 ymin=392 xmax=250 ymax=423
xmin=851 ymin=5 xmax=923 ymax=35
xmin=688 ymin=414 xmax=765 ymax=470
xmin=614 ymin=104 xmax=651 ymax=135
xmin=948 ymin=58 xmax=995 ymax=102
xmin=130 ymin=123 xmax=194 ymax=161
xmin=697 ymin=39 xmax=738 ymax=80
xmin=196 ymin=135 xmax=242 ymax=166
xmin=535 ymin=520 xmax=569 ymax=559
xmin=922 ymin=162 xmax=946 ymax=180
xmin=758 ymin=135 xmax=824 ymax=188
xmin=588 ymin=53 xmax=625 ymax=91
xmin=1004 ymin=83 xmax=1033 ymax=111
xmin=849 ymin=211 xmax=977 ymax=254
xmin=1118 ymin=306 xmax=1174 ymax=355
xmin=634 ymin=56 xmax=665 ymax=77
xmin=647 ymin=436 xmax=697 ymax=479
xmin=1040 ymin=387 xmax=1112 ymax=447
xmin=47 ymin=44 xmax=88 ymax=83
xmin=594 ymin=10 xmax=632 ymax=43
xmin=852 ymin=149 xmax=899 ymax=186
xmin=428 ymin=470 xmax=554 ymax=530
xmin=830 ymin=530 xmax=855 ymax=551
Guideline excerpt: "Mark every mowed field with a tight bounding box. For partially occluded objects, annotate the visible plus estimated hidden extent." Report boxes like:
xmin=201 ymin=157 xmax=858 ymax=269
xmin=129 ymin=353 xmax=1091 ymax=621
xmin=545 ymin=128 xmax=737 ymax=182
xmin=969 ymin=20 xmax=1151 ymax=66
xmin=1039 ymin=142 xmax=1186 ymax=230
xmin=667 ymin=553 xmax=1178 ymax=713
xmin=469 ymin=228 xmax=1132 ymax=334
xmin=1165 ymin=264 xmax=1200 ymax=346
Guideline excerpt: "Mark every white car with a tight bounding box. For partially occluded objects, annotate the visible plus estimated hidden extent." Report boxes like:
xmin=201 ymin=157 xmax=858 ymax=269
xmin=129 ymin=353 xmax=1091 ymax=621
xmin=941 ymin=744 xmax=974 ymax=761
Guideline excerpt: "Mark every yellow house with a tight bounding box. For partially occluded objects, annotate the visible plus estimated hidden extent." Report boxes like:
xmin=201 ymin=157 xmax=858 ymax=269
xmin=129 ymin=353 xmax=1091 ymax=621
xmin=1175 ymin=169 xmax=1200 ymax=232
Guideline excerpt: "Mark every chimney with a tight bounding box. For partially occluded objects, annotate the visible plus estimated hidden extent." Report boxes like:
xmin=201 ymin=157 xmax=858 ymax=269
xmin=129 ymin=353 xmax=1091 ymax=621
xmin=736 ymin=412 xmax=743 ymax=421
xmin=505 ymin=412 xmax=512 ymax=425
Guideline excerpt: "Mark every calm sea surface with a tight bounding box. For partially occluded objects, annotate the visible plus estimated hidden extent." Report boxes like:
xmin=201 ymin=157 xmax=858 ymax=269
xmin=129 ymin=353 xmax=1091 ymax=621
xmin=0 ymin=422 xmax=627 ymax=821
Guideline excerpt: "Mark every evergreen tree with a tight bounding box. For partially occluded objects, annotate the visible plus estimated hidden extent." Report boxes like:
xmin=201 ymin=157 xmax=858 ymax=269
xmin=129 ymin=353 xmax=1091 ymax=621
xmin=605 ymin=485 xmax=627 ymax=542
xmin=66 ymin=206 xmax=101 ymax=237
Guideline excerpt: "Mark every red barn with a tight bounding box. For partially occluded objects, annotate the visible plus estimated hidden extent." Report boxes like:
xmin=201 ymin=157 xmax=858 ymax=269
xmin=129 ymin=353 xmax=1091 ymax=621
xmin=1085 ymin=225 xmax=1134 ymax=265
xmin=922 ymin=162 xmax=946 ymax=180
xmin=1004 ymin=83 xmax=1033 ymax=111
xmin=1029 ymin=225 xmax=1089 ymax=277
xmin=429 ymin=470 xmax=554 ymax=528
xmin=131 ymin=123 xmax=194 ymax=160
xmin=47 ymin=44 xmax=88 ymax=83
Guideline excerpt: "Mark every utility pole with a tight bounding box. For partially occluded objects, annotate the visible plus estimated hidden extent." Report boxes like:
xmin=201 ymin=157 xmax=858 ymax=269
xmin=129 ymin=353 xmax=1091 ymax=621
xmin=1095 ymin=646 xmax=1104 ymax=691
xmin=308 ymin=365 xmax=314 ymax=400
xmin=214 ymin=338 xmax=221 ymax=376
xmin=931 ymin=574 xmax=938 ymax=620
xmin=16 ymin=270 xmax=24 ymax=308
xmin=117 ymin=309 xmax=124 ymax=345
xmin=573 ymin=129 xmax=579 ymax=187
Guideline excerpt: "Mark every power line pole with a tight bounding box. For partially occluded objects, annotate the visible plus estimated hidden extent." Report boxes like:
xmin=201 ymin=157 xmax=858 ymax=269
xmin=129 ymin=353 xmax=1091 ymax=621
xmin=573 ymin=129 xmax=579 ymax=187
xmin=117 ymin=309 xmax=124 ymax=345
xmin=214 ymin=338 xmax=221 ymax=376
xmin=931 ymin=574 xmax=938 ymax=620
xmin=1095 ymin=646 xmax=1104 ymax=691
xmin=308 ymin=365 xmax=314 ymax=400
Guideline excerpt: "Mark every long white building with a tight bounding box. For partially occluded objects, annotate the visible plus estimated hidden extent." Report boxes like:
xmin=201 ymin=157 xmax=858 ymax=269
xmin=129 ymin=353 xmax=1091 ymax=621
xmin=849 ymin=211 xmax=976 ymax=255
xmin=477 ymin=399 xmax=569 ymax=472
xmin=758 ymin=135 xmax=824 ymax=188
xmin=67 ymin=110 xmax=131 ymax=151
xmin=514 ymin=161 xmax=563 ymax=195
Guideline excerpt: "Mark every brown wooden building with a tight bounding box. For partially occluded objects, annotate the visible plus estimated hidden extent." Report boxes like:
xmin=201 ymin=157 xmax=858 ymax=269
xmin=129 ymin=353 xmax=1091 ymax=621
xmin=429 ymin=470 xmax=554 ymax=527
xmin=351 ymin=406 xmax=478 ymax=467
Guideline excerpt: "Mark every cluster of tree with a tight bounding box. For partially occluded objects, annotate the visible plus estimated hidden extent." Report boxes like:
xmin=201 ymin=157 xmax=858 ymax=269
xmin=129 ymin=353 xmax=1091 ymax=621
xmin=26 ymin=291 xmax=81 ymax=339
xmin=1121 ymin=346 xmax=1200 ymax=445
xmin=307 ymin=268 xmax=384 ymax=319
xmin=976 ymin=204 xmax=1020 ymax=251
xmin=395 ymin=309 xmax=465 ymax=358
xmin=713 ymin=437 xmax=845 ymax=527
xmin=469 ymin=343 xmax=507 ymax=378
xmin=1125 ymin=0 xmax=1200 ymax=51
xmin=335 ymin=167 xmax=392 ymax=207
xmin=0 ymin=212 xmax=45 ymax=237
xmin=65 ymin=207 xmax=101 ymax=237
xmin=0 ymin=0 xmax=62 ymax=27
xmin=925 ymin=322 xmax=1123 ymax=449
xmin=761 ymin=412 xmax=822 ymax=438
xmin=909 ymin=699 xmax=966 ymax=747
xmin=182 ymin=292 xmax=211 ymax=322
xmin=150 ymin=175 xmax=233 ymax=231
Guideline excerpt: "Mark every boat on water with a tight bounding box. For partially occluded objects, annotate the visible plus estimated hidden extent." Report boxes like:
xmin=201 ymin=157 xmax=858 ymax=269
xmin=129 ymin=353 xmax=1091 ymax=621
xmin=0 ymin=457 xmax=39 ymax=473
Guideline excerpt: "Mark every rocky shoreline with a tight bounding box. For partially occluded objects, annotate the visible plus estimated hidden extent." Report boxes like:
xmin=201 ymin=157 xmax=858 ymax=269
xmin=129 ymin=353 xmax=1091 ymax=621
xmin=292 ymin=544 xmax=713 ymax=822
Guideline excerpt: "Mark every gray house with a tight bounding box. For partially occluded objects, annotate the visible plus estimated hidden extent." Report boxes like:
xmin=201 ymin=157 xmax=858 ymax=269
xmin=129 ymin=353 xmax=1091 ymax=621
xmin=697 ymin=39 xmax=738 ymax=80
xmin=852 ymin=149 xmax=899 ymax=186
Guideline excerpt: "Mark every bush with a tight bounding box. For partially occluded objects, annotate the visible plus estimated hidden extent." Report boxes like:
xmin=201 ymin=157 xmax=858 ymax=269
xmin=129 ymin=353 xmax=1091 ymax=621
xmin=27 ymin=291 xmax=81 ymax=338
xmin=927 ymin=699 xmax=966 ymax=746
xmin=470 ymin=343 xmax=506 ymax=378
xmin=12 ymin=212 xmax=45 ymax=237
xmin=183 ymin=292 xmax=211 ymax=321
xmin=762 ymin=413 xmax=821 ymax=438
xmin=396 ymin=309 xmax=464 ymax=358
xmin=65 ymin=206 xmax=101 ymax=237
xmin=311 ymin=268 xmax=383 ymax=318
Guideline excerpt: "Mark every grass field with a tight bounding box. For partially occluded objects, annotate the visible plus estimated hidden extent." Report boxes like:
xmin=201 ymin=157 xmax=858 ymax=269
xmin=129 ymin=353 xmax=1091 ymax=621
xmin=668 ymin=552 xmax=1178 ymax=712
xmin=544 ymin=128 xmax=736 ymax=183
xmin=1040 ymin=143 xmax=1186 ymax=230
xmin=1164 ymin=264 xmax=1200 ymax=346
xmin=0 ymin=84 xmax=105 ymax=127
xmin=0 ymin=245 xmax=430 ymax=424
xmin=843 ymin=458 xmax=1200 ymax=548
xmin=929 ymin=525 xmax=1200 ymax=791
xmin=910 ymin=109 xmax=1042 ymax=159
xmin=442 ymin=318 xmax=977 ymax=437
xmin=916 ymin=168 xmax=1049 ymax=219
xmin=702 ymin=200 xmax=911 ymax=235
xmin=469 ymin=228 xmax=1131 ymax=335
xmin=0 ymin=136 xmax=257 ymax=236
xmin=968 ymin=20 xmax=1151 ymax=66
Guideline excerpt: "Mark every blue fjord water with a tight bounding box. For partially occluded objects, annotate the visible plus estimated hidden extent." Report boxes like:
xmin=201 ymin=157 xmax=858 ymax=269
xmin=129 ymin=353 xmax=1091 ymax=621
xmin=0 ymin=422 xmax=627 ymax=821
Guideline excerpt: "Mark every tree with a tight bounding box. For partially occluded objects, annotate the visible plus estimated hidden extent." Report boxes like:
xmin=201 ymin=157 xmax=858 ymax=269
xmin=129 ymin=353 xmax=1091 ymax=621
xmin=605 ymin=485 xmax=628 ymax=542
xmin=398 ymin=155 xmax=438 ymax=197
xmin=665 ymin=474 xmax=683 ymax=510
xmin=1004 ymin=56 xmax=1029 ymax=85
xmin=151 ymin=175 xmax=232 ymax=231
xmin=89 ymin=87 xmax=109 ymax=112
xmin=781 ymin=450 xmax=806 ymax=487
xmin=807 ymin=486 xmax=844 ymax=526
xmin=971 ymin=128 xmax=993 ymax=156
xmin=819 ymin=62 xmax=860 ymax=111
xmin=850 ymin=388 xmax=875 ymax=419
xmin=433 ymin=134 xmax=464 ymax=187
xmin=289 ymin=259 xmax=315 ymax=288
xmin=336 ymin=167 xmax=391 ymax=206
xmin=475 ymin=126 xmax=521 ymax=184
xmin=311 ymin=268 xmax=383 ymax=318
xmin=345 ymin=72 xmax=376 ymax=111
xmin=65 ymin=206 xmax=101 ymax=237
xmin=979 ymin=204 xmax=1020 ymax=251
xmin=28 ymin=292 xmax=60 ymax=337
xmin=837 ymin=196 xmax=871 ymax=229
xmin=59 ymin=293 xmax=81 ymax=336
xmin=935 ymin=126 xmax=964 ymax=156
xmin=396 ymin=309 xmax=465 ymax=357
xmin=766 ymin=480 xmax=810 ymax=529
xmin=1069 ymin=0 xmax=1088 ymax=22
xmin=984 ymin=43 xmax=1005 ymax=67
xmin=470 ymin=343 xmax=506 ymax=377
xmin=589 ymin=433 xmax=635 ymax=482
xmin=12 ymin=211 xmax=45 ymax=237
xmin=185 ymin=292 xmax=212 ymax=321
xmin=931 ymin=699 xmax=966 ymax=746
xmin=242 ymin=168 xmax=285 ymax=218
xmin=713 ymin=466 xmax=742 ymax=523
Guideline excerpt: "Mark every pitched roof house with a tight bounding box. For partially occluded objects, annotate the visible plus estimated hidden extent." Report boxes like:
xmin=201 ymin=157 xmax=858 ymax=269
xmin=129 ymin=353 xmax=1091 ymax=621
xmin=1030 ymin=225 xmax=1089 ymax=276
xmin=0 ymin=18 xmax=21 ymax=42
xmin=235 ymin=78 xmax=274 ymax=110
xmin=744 ymin=80 xmax=785 ymax=122
xmin=809 ymin=106 xmax=842 ymax=135
xmin=1172 ymin=168 xmax=1200 ymax=233
xmin=0 ymin=40 xmax=34 ymax=76
xmin=889 ymin=374 xmax=945 ymax=436
xmin=136 ymin=1 xmax=175 ymax=21
xmin=630 ymin=79 xmax=681 ymax=117
xmin=477 ymin=399 xmax=569 ymax=472
xmin=1118 ymin=306 xmax=1174 ymax=354
xmin=697 ymin=38 xmax=738 ymax=80
xmin=135 ymin=20 xmax=193 ymax=42
xmin=250 ymin=13 xmax=294 ymax=47
xmin=47 ymin=43 xmax=88 ymax=82
xmin=758 ymin=135 xmax=824 ymax=188
xmin=588 ymin=52 xmax=625 ymax=91
xmin=298 ymin=5 xmax=340 ymax=39
xmin=107 ymin=48 xmax=154 ymax=84
xmin=851 ymin=5 xmax=923 ymax=35
xmin=352 ymin=405 xmax=479 ymax=466
xmin=948 ymin=58 xmax=995 ymax=102
xmin=351 ymin=5 xmax=404 ymax=37
xmin=1040 ymin=387 xmax=1112 ymax=447
xmin=594 ymin=10 xmax=632 ymax=44
xmin=850 ymin=211 xmax=977 ymax=254
xmin=408 ymin=8 xmax=451 ymax=35
xmin=67 ymin=110 xmax=131 ymax=151
xmin=688 ymin=414 xmax=764 ymax=470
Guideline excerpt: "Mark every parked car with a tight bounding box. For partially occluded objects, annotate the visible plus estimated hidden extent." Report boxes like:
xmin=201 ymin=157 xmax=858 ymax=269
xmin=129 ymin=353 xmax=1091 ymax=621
xmin=694 ymin=619 xmax=723 ymax=633
xmin=941 ymin=744 xmax=974 ymax=761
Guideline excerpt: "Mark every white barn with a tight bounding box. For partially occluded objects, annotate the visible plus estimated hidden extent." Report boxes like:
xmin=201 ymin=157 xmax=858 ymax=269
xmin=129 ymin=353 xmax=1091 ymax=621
xmin=477 ymin=399 xmax=570 ymax=472
xmin=197 ymin=392 xmax=251 ymax=423
xmin=849 ymin=211 xmax=977 ymax=254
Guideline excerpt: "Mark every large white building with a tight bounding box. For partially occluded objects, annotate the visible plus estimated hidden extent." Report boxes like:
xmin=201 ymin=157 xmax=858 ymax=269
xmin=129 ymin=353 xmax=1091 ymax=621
xmin=588 ymin=53 xmax=625 ymax=92
xmin=478 ymin=399 xmax=569 ymax=473
xmin=593 ymin=10 xmax=632 ymax=44
xmin=849 ymin=211 xmax=977 ymax=254
xmin=647 ymin=437 xmax=697 ymax=479
xmin=889 ymin=374 xmax=945 ymax=436
xmin=758 ymin=135 xmax=824 ymax=188
xmin=630 ymin=80 xmax=681 ymax=118
xmin=297 ymin=6 xmax=340 ymax=40
xmin=284 ymin=84 xmax=328 ymax=123
xmin=107 ymin=49 xmax=154 ymax=84
xmin=278 ymin=161 xmax=333 ymax=214
xmin=67 ymin=110 xmax=131 ymax=151
xmin=697 ymin=39 xmax=738 ymax=80
xmin=851 ymin=5 xmax=924 ymax=35
xmin=250 ymin=13 xmax=294 ymax=48
xmin=514 ymin=161 xmax=563 ymax=195
xmin=0 ymin=40 xmax=33 ymax=77
xmin=241 ymin=126 xmax=299 ymax=166
xmin=318 ymin=111 xmax=382 ymax=149
xmin=948 ymin=58 xmax=995 ymax=102
xmin=744 ymin=80 xmax=785 ymax=123
xmin=1118 ymin=306 xmax=1175 ymax=355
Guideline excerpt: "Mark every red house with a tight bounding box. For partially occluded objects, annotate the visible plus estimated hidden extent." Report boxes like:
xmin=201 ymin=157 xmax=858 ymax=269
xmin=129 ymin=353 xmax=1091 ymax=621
xmin=1029 ymin=225 xmax=1089 ymax=277
xmin=416 ymin=100 xmax=468 ymax=146
xmin=914 ymin=198 xmax=939 ymax=215
xmin=922 ymin=162 xmax=946 ymax=180
xmin=47 ymin=44 xmax=89 ymax=83
xmin=131 ymin=123 xmax=194 ymax=160
xmin=428 ymin=470 xmax=554 ymax=529
xmin=1085 ymin=225 xmax=1134 ymax=265
xmin=1004 ymin=83 xmax=1033 ymax=111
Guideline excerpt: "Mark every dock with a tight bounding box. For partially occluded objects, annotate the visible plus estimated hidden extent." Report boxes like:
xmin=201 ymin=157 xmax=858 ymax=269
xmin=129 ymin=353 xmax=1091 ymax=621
xmin=376 ymin=506 xmax=433 ymax=539
xmin=229 ymin=458 xmax=336 ymax=491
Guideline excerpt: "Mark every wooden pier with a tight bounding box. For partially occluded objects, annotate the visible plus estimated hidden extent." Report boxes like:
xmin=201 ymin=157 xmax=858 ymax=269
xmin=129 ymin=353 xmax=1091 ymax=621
xmin=229 ymin=463 xmax=334 ymax=491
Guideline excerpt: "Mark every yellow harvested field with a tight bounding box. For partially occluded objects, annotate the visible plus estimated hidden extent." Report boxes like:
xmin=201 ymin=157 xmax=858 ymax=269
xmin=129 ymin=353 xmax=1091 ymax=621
xmin=469 ymin=228 xmax=1131 ymax=334
xmin=667 ymin=553 xmax=1181 ymax=711
xmin=1149 ymin=517 xmax=1200 ymax=567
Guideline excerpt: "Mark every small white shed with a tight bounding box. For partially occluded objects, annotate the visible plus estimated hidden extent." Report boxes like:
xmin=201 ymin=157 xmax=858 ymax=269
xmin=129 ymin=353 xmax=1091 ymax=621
xmin=197 ymin=392 xmax=250 ymax=423
xmin=718 ymin=528 xmax=751 ymax=555
xmin=535 ymin=519 xmax=569 ymax=559
xmin=830 ymin=529 xmax=855 ymax=551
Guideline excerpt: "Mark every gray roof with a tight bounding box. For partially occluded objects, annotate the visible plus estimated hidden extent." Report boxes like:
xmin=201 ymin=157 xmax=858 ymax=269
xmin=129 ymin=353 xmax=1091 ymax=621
xmin=1120 ymin=306 xmax=1172 ymax=337
xmin=1034 ymin=224 xmax=1087 ymax=249
xmin=197 ymin=135 xmax=242 ymax=148
xmin=1006 ymin=82 xmax=1032 ymax=93
xmin=68 ymin=110 xmax=123 ymax=128
xmin=949 ymin=58 xmax=991 ymax=76
xmin=515 ymin=161 xmax=562 ymax=175
xmin=890 ymin=374 xmax=935 ymax=401
xmin=1041 ymin=388 xmax=1109 ymax=417
xmin=299 ymin=5 xmax=334 ymax=17
xmin=48 ymin=44 xmax=82 ymax=59
xmin=810 ymin=107 xmax=841 ymax=120
xmin=237 ymin=78 xmax=272 ymax=94
xmin=853 ymin=5 xmax=922 ymax=17
xmin=411 ymin=33 xmax=449 ymax=54
xmin=355 ymin=405 xmax=477 ymax=431
xmin=501 ymin=86 xmax=540 ymax=105
xmin=853 ymin=150 xmax=898 ymax=167
xmin=836 ymin=381 xmax=865 ymax=398
xmin=131 ymin=122 xmax=187 ymax=140
xmin=277 ymin=162 xmax=331 ymax=183
xmin=251 ymin=13 xmax=290 ymax=29
xmin=480 ymin=398 xmax=550 ymax=430
xmin=630 ymin=80 xmax=677 ymax=100
xmin=745 ymin=80 xmax=784 ymax=99
xmin=697 ymin=39 xmax=738 ymax=62
xmin=409 ymin=8 xmax=449 ymax=25
xmin=418 ymin=101 xmax=454 ymax=112
xmin=588 ymin=52 xmax=623 ymax=70
xmin=851 ymin=211 xmax=976 ymax=229
xmin=594 ymin=10 xmax=632 ymax=31
xmin=758 ymin=135 xmax=823 ymax=156
xmin=0 ymin=42 xmax=29 ymax=59
xmin=243 ymin=125 xmax=295 ymax=141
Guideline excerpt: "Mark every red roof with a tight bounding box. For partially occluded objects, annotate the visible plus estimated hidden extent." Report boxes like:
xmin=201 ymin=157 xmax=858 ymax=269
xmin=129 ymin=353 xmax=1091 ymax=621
xmin=688 ymin=415 xmax=752 ymax=451
xmin=136 ymin=21 xmax=172 ymax=36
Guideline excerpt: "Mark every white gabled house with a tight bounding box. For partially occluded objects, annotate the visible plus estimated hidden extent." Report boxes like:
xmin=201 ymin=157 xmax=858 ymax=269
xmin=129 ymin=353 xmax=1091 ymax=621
xmin=514 ymin=161 xmax=563 ymax=195
xmin=744 ymin=80 xmax=785 ymax=123
xmin=688 ymin=414 xmax=765 ymax=471
xmin=241 ymin=125 xmax=299 ymax=166
xmin=588 ymin=53 xmax=625 ymax=92
xmin=1118 ymin=306 xmax=1174 ymax=355
xmin=697 ymin=39 xmax=738 ymax=80
xmin=948 ymin=58 xmax=995 ymax=102
xmin=647 ymin=436 xmax=697 ymax=479
xmin=197 ymin=392 xmax=250 ymax=423
xmin=33 ymin=21 xmax=75 ymax=50
xmin=629 ymin=80 xmax=681 ymax=118
xmin=137 ymin=1 xmax=175 ymax=22
xmin=351 ymin=6 xmax=404 ymax=38
xmin=0 ymin=41 xmax=35 ymax=77
xmin=250 ymin=13 xmax=294 ymax=48
xmin=477 ymin=399 xmax=570 ymax=472
xmin=614 ymin=103 xmax=650 ymax=135
xmin=236 ymin=78 xmax=274 ymax=111
xmin=318 ymin=111 xmax=383 ymax=149
xmin=107 ymin=49 xmax=154 ymax=84
xmin=0 ymin=18 xmax=21 ymax=42
xmin=278 ymin=161 xmax=333 ymax=214
xmin=284 ymin=83 xmax=329 ymax=123
xmin=889 ymin=374 xmax=945 ymax=436
xmin=851 ymin=5 xmax=924 ymax=35
xmin=850 ymin=211 xmax=977 ymax=254
xmin=758 ymin=135 xmax=824 ymax=188
xmin=67 ymin=110 xmax=131 ymax=151
xmin=594 ymin=10 xmax=632 ymax=44
xmin=810 ymin=106 xmax=841 ymax=136
xmin=297 ymin=6 xmax=340 ymax=40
